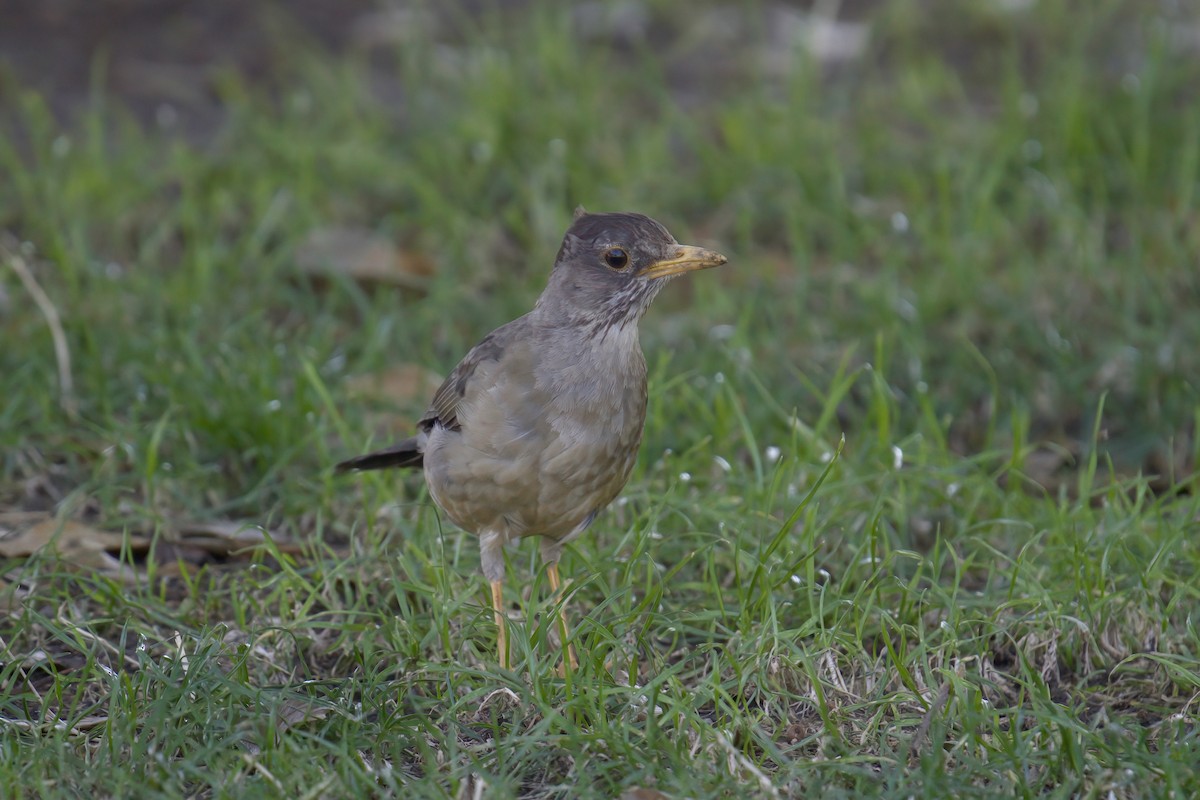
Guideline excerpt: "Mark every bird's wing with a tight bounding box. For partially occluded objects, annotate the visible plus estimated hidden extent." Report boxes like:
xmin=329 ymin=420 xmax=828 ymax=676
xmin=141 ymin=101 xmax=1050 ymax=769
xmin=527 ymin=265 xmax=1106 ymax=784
xmin=337 ymin=318 xmax=526 ymax=472
xmin=419 ymin=317 xmax=522 ymax=433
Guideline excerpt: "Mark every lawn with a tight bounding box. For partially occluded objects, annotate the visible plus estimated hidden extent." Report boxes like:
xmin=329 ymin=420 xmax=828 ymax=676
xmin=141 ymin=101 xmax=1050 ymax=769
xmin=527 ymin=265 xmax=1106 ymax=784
xmin=2 ymin=1 xmax=1199 ymax=797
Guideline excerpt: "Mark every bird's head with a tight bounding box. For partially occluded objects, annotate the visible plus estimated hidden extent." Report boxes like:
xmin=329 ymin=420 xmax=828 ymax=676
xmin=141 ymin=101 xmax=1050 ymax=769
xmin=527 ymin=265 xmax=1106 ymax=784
xmin=536 ymin=210 xmax=727 ymax=331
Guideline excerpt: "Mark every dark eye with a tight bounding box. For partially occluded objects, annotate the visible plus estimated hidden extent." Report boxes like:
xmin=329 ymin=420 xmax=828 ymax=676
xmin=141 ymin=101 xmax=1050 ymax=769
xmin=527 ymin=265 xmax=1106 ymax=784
xmin=603 ymin=248 xmax=629 ymax=270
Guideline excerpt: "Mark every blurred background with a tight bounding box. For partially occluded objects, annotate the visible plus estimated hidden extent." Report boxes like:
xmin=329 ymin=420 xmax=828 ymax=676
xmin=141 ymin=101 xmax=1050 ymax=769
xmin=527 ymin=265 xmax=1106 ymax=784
xmin=3 ymin=3 xmax=1200 ymax=795
xmin=3 ymin=0 xmax=1197 ymax=506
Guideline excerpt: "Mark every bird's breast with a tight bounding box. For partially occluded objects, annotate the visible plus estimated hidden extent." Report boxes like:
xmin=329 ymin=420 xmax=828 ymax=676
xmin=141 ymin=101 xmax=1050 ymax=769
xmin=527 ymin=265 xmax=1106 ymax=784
xmin=423 ymin=326 xmax=648 ymax=541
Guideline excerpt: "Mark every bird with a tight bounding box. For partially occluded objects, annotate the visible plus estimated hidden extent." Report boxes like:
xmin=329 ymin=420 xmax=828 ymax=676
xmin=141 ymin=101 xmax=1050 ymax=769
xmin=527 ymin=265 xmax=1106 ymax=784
xmin=336 ymin=209 xmax=727 ymax=670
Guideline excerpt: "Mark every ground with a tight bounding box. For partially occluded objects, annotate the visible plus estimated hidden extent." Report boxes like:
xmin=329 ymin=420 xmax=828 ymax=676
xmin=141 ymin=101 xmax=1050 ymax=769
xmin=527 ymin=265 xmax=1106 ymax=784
xmin=1 ymin=1 xmax=1199 ymax=797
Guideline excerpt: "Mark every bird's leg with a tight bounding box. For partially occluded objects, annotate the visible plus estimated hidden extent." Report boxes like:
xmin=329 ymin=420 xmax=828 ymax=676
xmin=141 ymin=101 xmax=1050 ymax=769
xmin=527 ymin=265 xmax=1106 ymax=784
xmin=490 ymin=579 xmax=509 ymax=670
xmin=481 ymin=532 xmax=510 ymax=670
xmin=546 ymin=563 xmax=579 ymax=673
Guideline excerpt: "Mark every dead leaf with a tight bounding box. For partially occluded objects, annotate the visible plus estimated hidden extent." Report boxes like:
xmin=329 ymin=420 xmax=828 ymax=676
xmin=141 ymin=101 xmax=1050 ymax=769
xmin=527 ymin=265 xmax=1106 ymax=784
xmin=572 ymin=2 xmax=650 ymax=44
xmin=344 ymin=363 xmax=443 ymax=407
xmin=619 ymin=790 xmax=672 ymax=800
xmin=0 ymin=511 xmax=46 ymax=530
xmin=295 ymin=227 xmax=434 ymax=289
xmin=69 ymin=714 xmax=110 ymax=732
xmin=1022 ymin=446 xmax=1076 ymax=492
xmin=0 ymin=517 xmax=149 ymax=559
xmin=0 ymin=516 xmax=149 ymax=583
xmin=66 ymin=549 xmax=142 ymax=583
xmin=797 ymin=17 xmax=869 ymax=63
xmin=350 ymin=8 xmax=437 ymax=48
xmin=343 ymin=363 xmax=444 ymax=437
xmin=275 ymin=699 xmax=333 ymax=734
xmin=759 ymin=8 xmax=869 ymax=76
xmin=168 ymin=519 xmax=307 ymax=557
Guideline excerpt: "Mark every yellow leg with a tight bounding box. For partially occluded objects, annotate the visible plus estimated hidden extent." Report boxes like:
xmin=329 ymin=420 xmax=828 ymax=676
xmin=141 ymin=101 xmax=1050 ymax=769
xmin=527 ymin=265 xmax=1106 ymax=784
xmin=490 ymin=579 xmax=509 ymax=669
xmin=546 ymin=564 xmax=579 ymax=672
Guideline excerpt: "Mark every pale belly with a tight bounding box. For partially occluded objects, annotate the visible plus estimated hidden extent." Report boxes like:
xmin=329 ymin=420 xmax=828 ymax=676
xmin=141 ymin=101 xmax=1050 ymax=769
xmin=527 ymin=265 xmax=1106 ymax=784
xmin=423 ymin=397 xmax=644 ymax=542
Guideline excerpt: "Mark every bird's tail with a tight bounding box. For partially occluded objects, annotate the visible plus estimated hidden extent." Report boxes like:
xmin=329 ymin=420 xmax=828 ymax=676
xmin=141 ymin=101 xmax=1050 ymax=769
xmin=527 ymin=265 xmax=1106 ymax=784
xmin=335 ymin=438 xmax=424 ymax=472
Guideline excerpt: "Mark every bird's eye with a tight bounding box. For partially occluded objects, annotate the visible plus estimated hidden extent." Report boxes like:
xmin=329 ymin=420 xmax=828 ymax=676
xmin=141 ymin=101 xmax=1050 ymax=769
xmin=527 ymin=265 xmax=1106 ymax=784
xmin=604 ymin=248 xmax=630 ymax=270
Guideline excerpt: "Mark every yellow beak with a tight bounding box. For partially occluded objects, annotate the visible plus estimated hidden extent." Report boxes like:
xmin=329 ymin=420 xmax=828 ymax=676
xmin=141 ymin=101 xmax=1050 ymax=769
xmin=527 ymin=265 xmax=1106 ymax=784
xmin=640 ymin=245 xmax=728 ymax=280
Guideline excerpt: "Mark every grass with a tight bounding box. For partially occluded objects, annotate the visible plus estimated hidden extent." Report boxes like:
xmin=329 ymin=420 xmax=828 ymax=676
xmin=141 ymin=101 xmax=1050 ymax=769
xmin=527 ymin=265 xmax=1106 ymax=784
xmin=2 ymin=0 xmax=1199 ymax=796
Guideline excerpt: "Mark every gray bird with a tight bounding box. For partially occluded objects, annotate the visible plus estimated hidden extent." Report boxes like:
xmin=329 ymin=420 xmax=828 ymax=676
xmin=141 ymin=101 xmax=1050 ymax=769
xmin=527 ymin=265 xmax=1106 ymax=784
xmin=337 ymin=210 xmax=727 ymax=669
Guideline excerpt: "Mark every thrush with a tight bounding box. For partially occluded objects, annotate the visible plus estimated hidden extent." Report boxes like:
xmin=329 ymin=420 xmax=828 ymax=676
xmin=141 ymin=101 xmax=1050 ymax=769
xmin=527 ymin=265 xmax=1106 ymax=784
xmin=337 ymin=210 xmax=727 ymax=670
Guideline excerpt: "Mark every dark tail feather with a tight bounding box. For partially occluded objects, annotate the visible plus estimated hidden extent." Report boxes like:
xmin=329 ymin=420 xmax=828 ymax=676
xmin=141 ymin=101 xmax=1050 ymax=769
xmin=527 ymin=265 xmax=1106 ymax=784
xmin=335 ymin=438 xmax=424 ymax=472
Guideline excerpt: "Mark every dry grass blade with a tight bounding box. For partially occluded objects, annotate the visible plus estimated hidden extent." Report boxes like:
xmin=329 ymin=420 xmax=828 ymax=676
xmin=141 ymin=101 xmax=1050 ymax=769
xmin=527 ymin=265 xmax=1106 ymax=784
xmin=2 ymin=237 xmax=77 ymax=420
